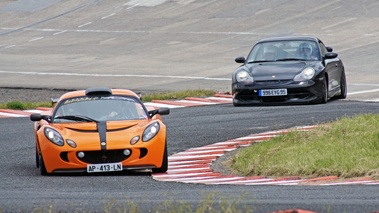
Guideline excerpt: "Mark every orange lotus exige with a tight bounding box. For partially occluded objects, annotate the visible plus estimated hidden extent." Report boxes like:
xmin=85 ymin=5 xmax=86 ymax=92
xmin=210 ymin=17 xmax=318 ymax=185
xmin=30 ymin=87 xmax=170 ymax=175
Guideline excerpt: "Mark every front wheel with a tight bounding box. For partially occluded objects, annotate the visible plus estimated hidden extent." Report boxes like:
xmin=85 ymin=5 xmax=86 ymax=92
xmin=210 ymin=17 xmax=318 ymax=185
xmin=320 ymin=77 xmax=328 ymax=104
xmin=35 ymin=148 xmax=39 ymax=168
xmin=39 ymin=155 xmax=48 ymax=176
xmin=152 ymin=142 xmax=168 ymax=173
xmin=233 ymin=98 xmax=242 ymax=107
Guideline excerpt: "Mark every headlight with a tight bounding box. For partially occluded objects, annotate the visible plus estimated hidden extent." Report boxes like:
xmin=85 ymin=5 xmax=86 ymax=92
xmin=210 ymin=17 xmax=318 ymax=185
xmin=142 ymin=122 xmax=160 ymax=142
xmin=294 ymin=67 xmax=315 ymax=82
xmin=44 ymin=127 xmax=64 ymax=146
xmin=235 ymin=70 xmax=254 ymax=83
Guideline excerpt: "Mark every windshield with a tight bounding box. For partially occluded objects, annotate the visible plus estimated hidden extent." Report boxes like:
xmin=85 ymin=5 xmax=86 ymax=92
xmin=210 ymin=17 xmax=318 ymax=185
xmin=246 ymin=40 xmax=321 ymax=62
xmin=53 ymin=95 xmax=148 ymax=122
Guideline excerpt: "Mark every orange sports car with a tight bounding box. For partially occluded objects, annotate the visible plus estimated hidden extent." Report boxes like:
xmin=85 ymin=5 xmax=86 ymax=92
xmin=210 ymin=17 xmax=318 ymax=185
xmin=30 ymin=87 xmax=170 ymax=175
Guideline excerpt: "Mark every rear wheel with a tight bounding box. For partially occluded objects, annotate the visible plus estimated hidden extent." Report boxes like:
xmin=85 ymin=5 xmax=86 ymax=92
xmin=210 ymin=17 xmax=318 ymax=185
xmin=333 ymin=72 xmax=347 ymax=99
xmin=152 ymin=142 xmax=168 ymax=173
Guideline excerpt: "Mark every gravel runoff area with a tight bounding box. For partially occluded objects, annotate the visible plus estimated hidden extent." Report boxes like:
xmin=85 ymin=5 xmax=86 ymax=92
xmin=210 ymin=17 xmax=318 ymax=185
xmin=0 ymin=87 xmax=71 ymax=103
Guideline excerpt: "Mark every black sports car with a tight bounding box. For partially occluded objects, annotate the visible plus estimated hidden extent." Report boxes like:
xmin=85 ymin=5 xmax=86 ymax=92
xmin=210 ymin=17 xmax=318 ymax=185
xmin=231 ymin=36 xmax=347 ymax=106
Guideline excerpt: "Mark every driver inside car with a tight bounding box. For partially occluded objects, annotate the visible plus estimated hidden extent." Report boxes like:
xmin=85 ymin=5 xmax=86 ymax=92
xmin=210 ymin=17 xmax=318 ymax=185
xmin=298 ymin=42 xmax=315 ymax=60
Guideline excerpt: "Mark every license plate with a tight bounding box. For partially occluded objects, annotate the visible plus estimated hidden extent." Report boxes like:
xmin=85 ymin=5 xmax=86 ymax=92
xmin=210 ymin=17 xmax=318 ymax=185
xmin=87 ymin=162 xmax=123 ymax=173
xmin=258 ymin=89 xmax=287 ymax=96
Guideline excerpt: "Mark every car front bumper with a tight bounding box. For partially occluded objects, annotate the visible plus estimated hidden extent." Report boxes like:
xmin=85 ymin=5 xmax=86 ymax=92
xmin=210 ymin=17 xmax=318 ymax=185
xmin=38 ymin=134 xmax=167 ymax=174
xmin=232 ymin=79 xmax=323 ymax=105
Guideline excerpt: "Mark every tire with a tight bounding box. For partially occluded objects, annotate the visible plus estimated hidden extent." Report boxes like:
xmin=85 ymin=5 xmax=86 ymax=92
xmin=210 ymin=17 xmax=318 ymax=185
xmin=152 ymin=142 xmax=168 ymax=173
xmin=39 ymin=155 xmax=48 ymax=176
xmin=233 ymin=98 xmax=242 ymax=107
xmin=35 ymin=148 xmax=39 ymax=168
xmin=333 ymin=72 xmax=347 ymax=99
xmin=320 ymin=77 xmax=328 ymax=104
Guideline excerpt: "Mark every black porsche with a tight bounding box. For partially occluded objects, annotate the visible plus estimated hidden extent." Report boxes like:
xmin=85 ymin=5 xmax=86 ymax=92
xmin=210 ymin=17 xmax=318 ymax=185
xmin=231 ymin=36 xmax=347 ymax=106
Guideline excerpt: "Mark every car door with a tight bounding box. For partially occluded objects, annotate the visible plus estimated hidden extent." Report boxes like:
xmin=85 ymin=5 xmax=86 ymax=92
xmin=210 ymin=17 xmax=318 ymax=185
xmin=319 ymin=42 xmax=342 ymax=95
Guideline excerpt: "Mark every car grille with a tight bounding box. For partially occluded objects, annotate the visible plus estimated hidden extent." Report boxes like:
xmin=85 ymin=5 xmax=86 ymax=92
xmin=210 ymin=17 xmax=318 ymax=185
xmin=255 ymin=80 xmax=292 ymax=85
xmin=237 ymin=90 xmax=312 ymax=103
xmin=77 ymin=150 xmax=131 ymax=164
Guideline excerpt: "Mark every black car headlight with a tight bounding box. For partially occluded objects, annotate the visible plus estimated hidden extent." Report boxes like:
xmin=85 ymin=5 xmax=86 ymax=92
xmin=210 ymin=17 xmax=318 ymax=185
xmin=142 ymin=122 xmax=160 ymax=142
xmin=235 ymin=70 xmax=254 ymax=83
xmin=294 ymin=67 xmax=315 ymax=82
xmin=44 ymin=127 xmax=64 ymax=146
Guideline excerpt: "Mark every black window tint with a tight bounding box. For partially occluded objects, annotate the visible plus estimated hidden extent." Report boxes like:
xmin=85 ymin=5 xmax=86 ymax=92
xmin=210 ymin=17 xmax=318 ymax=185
xmin=319 ymin=42 xmax=328 ymax=56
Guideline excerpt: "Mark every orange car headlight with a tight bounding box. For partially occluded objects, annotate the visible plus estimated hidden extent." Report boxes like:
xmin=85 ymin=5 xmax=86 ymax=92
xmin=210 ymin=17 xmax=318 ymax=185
xmin=44 ymin=127 xmax=64 ymax=146
xmin=142 ymin=122 xmax=160 ymax=142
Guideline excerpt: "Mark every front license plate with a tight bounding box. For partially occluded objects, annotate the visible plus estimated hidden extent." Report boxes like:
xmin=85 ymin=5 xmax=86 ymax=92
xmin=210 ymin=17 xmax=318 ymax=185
xmin=258 ymin=89 xmax=287 ymax=97
xmin=87 ymin=162 xmax=123 ymax=173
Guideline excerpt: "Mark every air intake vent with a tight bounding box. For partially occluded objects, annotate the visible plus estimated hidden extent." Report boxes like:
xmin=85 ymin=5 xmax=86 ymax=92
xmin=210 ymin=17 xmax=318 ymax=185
xmin=85 ymin=87 xmax=112 ymax=96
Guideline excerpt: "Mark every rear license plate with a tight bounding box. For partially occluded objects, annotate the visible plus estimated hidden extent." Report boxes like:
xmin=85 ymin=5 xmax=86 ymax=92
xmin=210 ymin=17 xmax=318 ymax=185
xmin=87 ymin=162 xmax=123 ymax=173
xmin=258 ymin=89 xmax=287 ymax=96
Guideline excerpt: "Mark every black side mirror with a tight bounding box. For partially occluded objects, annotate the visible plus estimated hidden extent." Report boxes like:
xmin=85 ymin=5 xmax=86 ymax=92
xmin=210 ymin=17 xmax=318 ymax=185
xmin=30 ymin=113 xmax=42 ymax=121
xmin=157 ymin=107 xmax=170 ymax=115
xmin=51 ymin=98 xmax=59 ymax=107
xmin=148 ymin=107 xmax=170 ymax=118
xmin=235 ymin=56 xmax=246 ymax=63
xmin=30 ymin=113 xmax=51 ymax=122
xmin=325 ymin=52 xmax=338 ymax=59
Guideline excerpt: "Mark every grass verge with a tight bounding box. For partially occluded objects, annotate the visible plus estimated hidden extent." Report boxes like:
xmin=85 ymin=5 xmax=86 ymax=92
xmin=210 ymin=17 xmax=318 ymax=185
xmin=10 ymin=192 xmax=255 ymax=213
xmin=0 ymin=90 xmax=216 ymax=110
xmin=228 ymin=114 xmax=379 ymax=179
xmin=0 ymin=101 xmax=52 ymax=110
xmin=140 ymin=89 xmax=215 ymax=102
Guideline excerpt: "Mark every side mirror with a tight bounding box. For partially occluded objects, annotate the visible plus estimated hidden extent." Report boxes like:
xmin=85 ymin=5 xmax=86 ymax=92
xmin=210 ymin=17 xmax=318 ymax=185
xmin=148 ymin=107 xmax=170 ymax=118
xmin=235 ymin=56 xmax=246 ymax=63
xmin=30 ymin=113 xmax=51 ymax=122
xmin=326 ymin=47 xmax=333 ymax=52
xmin=30 ymin=113 xmax=42 ymax=121
xmin=136 ymin=92 xmax=142 ymax=101
xmin=325 ymin=52 xmax=338 ymax=59
xmin=51 ymin=98 xmax=59 ymax=107
xmin=157 ymin=107 xmax=170 ymax=115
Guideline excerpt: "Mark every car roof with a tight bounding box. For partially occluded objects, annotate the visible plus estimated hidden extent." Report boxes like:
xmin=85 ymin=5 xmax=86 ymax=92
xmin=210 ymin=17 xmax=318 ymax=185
xmin=258 ymin=36 xmax=320 ymax=43
xmin=58 ymin=87 xmax=140 ymax=101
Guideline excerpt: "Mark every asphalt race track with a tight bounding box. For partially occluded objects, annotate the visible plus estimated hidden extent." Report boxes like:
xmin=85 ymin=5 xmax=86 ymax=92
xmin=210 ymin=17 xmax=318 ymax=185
xmin=1 ymin=100 xmax=379 ymax=212
xmin=1 ymin=0 xmax=379 ymax=212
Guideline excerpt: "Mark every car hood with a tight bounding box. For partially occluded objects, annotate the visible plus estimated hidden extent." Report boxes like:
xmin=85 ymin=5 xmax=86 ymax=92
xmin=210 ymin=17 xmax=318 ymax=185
xmin=246 ymin=62 xmax=307 ymax=80
xmin=47 ymin=120 xmax=154 ymax=150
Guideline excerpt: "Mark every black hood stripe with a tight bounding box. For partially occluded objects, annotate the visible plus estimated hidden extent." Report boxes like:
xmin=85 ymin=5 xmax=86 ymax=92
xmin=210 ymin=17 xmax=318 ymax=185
xmin=97 ymin=121 xmax=107 ymax=150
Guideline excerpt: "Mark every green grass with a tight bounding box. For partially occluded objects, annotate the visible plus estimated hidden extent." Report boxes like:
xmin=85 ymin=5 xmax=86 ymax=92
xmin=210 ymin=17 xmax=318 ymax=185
xmin=11 ymin=193 xmax=254 ymax=213
xmin=0 ymin=90 xmax=216 ymax=110
xmin=228 ymin=114 xmax=379 ymax=179
xmin=140 ymin=89 xmax=215 ymax=102
xmin=0 ymin=101 xmax=52 ymax=110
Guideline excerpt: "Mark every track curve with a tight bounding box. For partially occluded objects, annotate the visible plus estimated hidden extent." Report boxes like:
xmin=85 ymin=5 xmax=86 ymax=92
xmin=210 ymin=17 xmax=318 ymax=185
xmin=1 ymin=100 xmax=379 ymax=212
xmin=1 ymin=0 xmax=379 ymax=212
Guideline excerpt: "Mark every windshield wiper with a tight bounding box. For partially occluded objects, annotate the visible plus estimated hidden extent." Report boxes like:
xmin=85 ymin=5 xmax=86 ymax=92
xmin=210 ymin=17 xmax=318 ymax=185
xmin=54 ymin=115 xmax=99 ymax=123
xmin=247 ymin=60 xmax=275 ymax=63
xmin=275 ymin=58 xmax=304 ymax=61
